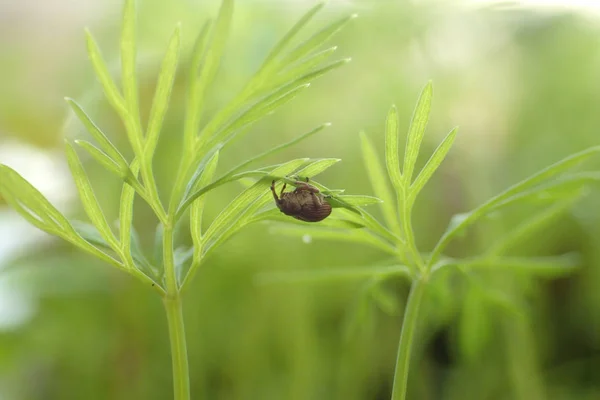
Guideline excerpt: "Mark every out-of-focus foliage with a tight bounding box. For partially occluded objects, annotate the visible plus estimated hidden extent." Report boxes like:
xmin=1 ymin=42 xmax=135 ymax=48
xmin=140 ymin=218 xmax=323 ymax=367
xmin=1 ymin=1 xmax=600 ymax=399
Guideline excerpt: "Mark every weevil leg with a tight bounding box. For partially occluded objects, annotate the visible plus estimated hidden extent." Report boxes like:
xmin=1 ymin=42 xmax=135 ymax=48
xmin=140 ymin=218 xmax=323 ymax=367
xmin=279 ymin=182 xmax=287 ymax=197
xmin=270 ymin=180 xmax=279 ymax=202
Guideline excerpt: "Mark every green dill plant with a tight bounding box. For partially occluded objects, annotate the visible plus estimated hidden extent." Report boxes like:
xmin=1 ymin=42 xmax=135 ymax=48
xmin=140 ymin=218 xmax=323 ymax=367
xmin=262 ymin=81 xmax=600 ymax=399
xmin=0 ymin=1 xmax=368 ymax=399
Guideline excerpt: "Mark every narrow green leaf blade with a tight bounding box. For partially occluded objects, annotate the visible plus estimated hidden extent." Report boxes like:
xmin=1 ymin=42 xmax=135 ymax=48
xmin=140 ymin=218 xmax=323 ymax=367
xmin=429 ymin=147 xmax=600 ymax=266
xmin=273 ymin=46 xmax=337 ymax=87
xmin=293 ymin=158 xmax=340 ymax=178
xmin=177 ymin=170 xmax=268 ymax=219
xmin=183 ymin=20 xmax=213 ymax=147
xmin=360 ymin=131 xmax=401 ymax=234
xmin=207 ymin=84 xmax=311 ymax=149
xmin=385 ymin=105 xmax=402 ymax=189
xmin=119 ymin=0 xmax=144 ymax=156
xmin=217 ymin=123 xmax=330 ymax=180
xmin=279 ymin=13 xmax=356 ymax=67
xmin=84 ymin=30 xmax=127 ymax=117
xmin=432 ymin=177 xmax=589 ymax=268
xmin=194 ymin=0 xmax=234 ymax=147
xmin=0 ymin=165 xmax=75 ymax=232
xmin=203 ymin=0 xmax=233 ymax=84
xmin=229 ymin=2 xmax=326 ymax=106
xmin=200 ymin=55 xmax=348 ymax=152
xmin=119 ymin=159 xmax=140 ymax=265
xmin=65 ymin=142 xmax=119 ymax=249
xmin=403 ymin=81 xmax=433 ymax=185
xmin=493 ymin=175 xmax=595 ymax=211
xmin=0 ymin=166 xmax=127 ymax=272
xmin=75 ymin=140 xmax=124 ymax=177
xmin=121 ymin=0 xmax=140 ymax=117
xmin=65 ymin=98 xmax=129 ymax=168
xmin=334 ymin=195 xmax=383 ymax=207
xmin=486 ymin=147 xmax=600 ymax=210
xmin=264 ymin=58 xmax=350 ymax=98
xmin=262 ymin=2 xmax=325 ymax=66
xmin=0 ymin=185 xmax=57 ymax=233
xmin=146 ymin=23 xmax=182 ymax=155
xmin=410 ymin=127 xmax=458 ymax=199
xmin=486 ymin=196 xmax=580 ymax=256
xmin=181 ymin=144 xmax=224 ymax=205
xmin=190 ymin=150 xmax=220 ymax=263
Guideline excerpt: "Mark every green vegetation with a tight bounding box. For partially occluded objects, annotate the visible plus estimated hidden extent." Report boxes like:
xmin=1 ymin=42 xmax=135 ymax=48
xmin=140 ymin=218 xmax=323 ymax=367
xmin=1 ymin=0 xmax=599 ymax=399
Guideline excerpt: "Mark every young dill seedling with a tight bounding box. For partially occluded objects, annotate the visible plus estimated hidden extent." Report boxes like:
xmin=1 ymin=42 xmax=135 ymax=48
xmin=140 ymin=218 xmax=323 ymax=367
xmin=0 ymin=1 xmax=367 ymax=399
xmin=261 ymin=81 xmax=600 ymax=400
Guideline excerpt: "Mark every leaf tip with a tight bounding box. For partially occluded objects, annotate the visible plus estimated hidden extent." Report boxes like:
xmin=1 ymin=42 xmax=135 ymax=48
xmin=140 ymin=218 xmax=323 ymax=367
xmin=173 ymin=22 xmax=183 ymax=35
xmin=424 ymin=80 xmax=434 ymax=93
xmin=64 ymin=140 xmax=77 ymax=155
xmin=64 ymin=98 xmax=76 ymax=109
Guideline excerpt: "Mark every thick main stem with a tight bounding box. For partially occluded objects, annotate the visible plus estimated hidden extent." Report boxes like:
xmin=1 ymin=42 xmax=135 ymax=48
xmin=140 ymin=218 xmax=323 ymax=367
xmin=163 ymin=223 xmax=190 ymax=400
xmin=390 ymin=278 xmax=427 ymax=400
xmin=163 ymin=296 xmax=190 ymax=400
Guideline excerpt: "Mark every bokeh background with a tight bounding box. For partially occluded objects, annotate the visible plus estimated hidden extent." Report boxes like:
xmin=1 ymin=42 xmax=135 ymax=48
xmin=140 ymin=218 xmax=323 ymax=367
xmin=1 ymin=0 xmax=600 ymax=399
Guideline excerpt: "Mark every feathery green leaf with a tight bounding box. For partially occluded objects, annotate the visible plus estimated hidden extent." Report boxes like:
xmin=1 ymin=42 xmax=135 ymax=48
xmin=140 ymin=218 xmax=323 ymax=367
xmin=403 ymin=81 xmax=433 ymax=185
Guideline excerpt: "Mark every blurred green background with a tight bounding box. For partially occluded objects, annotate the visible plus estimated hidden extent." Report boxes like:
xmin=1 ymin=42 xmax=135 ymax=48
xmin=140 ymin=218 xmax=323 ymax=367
xmin=1 ymin=0 xmax=600 ymax=399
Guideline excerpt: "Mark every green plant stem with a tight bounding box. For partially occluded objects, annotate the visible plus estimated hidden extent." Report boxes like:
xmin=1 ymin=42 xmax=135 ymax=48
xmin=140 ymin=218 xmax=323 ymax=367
xmin=163 ymin=296 xmax=190 ymax=400
xmin=389 ymin=186 xmax=428 ymax=400
xmin=391 ymin=277 xmax=427 ymax=400
xmin=163 ymin=222 xmax=177 ymax=292
xmin=400 ymin=192 xmax=424 ymax=272
xmin=163 ymin=222 xmax=190 ymax=400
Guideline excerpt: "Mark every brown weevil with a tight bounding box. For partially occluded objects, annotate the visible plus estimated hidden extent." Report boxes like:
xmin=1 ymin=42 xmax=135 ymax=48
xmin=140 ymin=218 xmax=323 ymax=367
xmin=270 ymin=178 xmax=332 ymax=222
